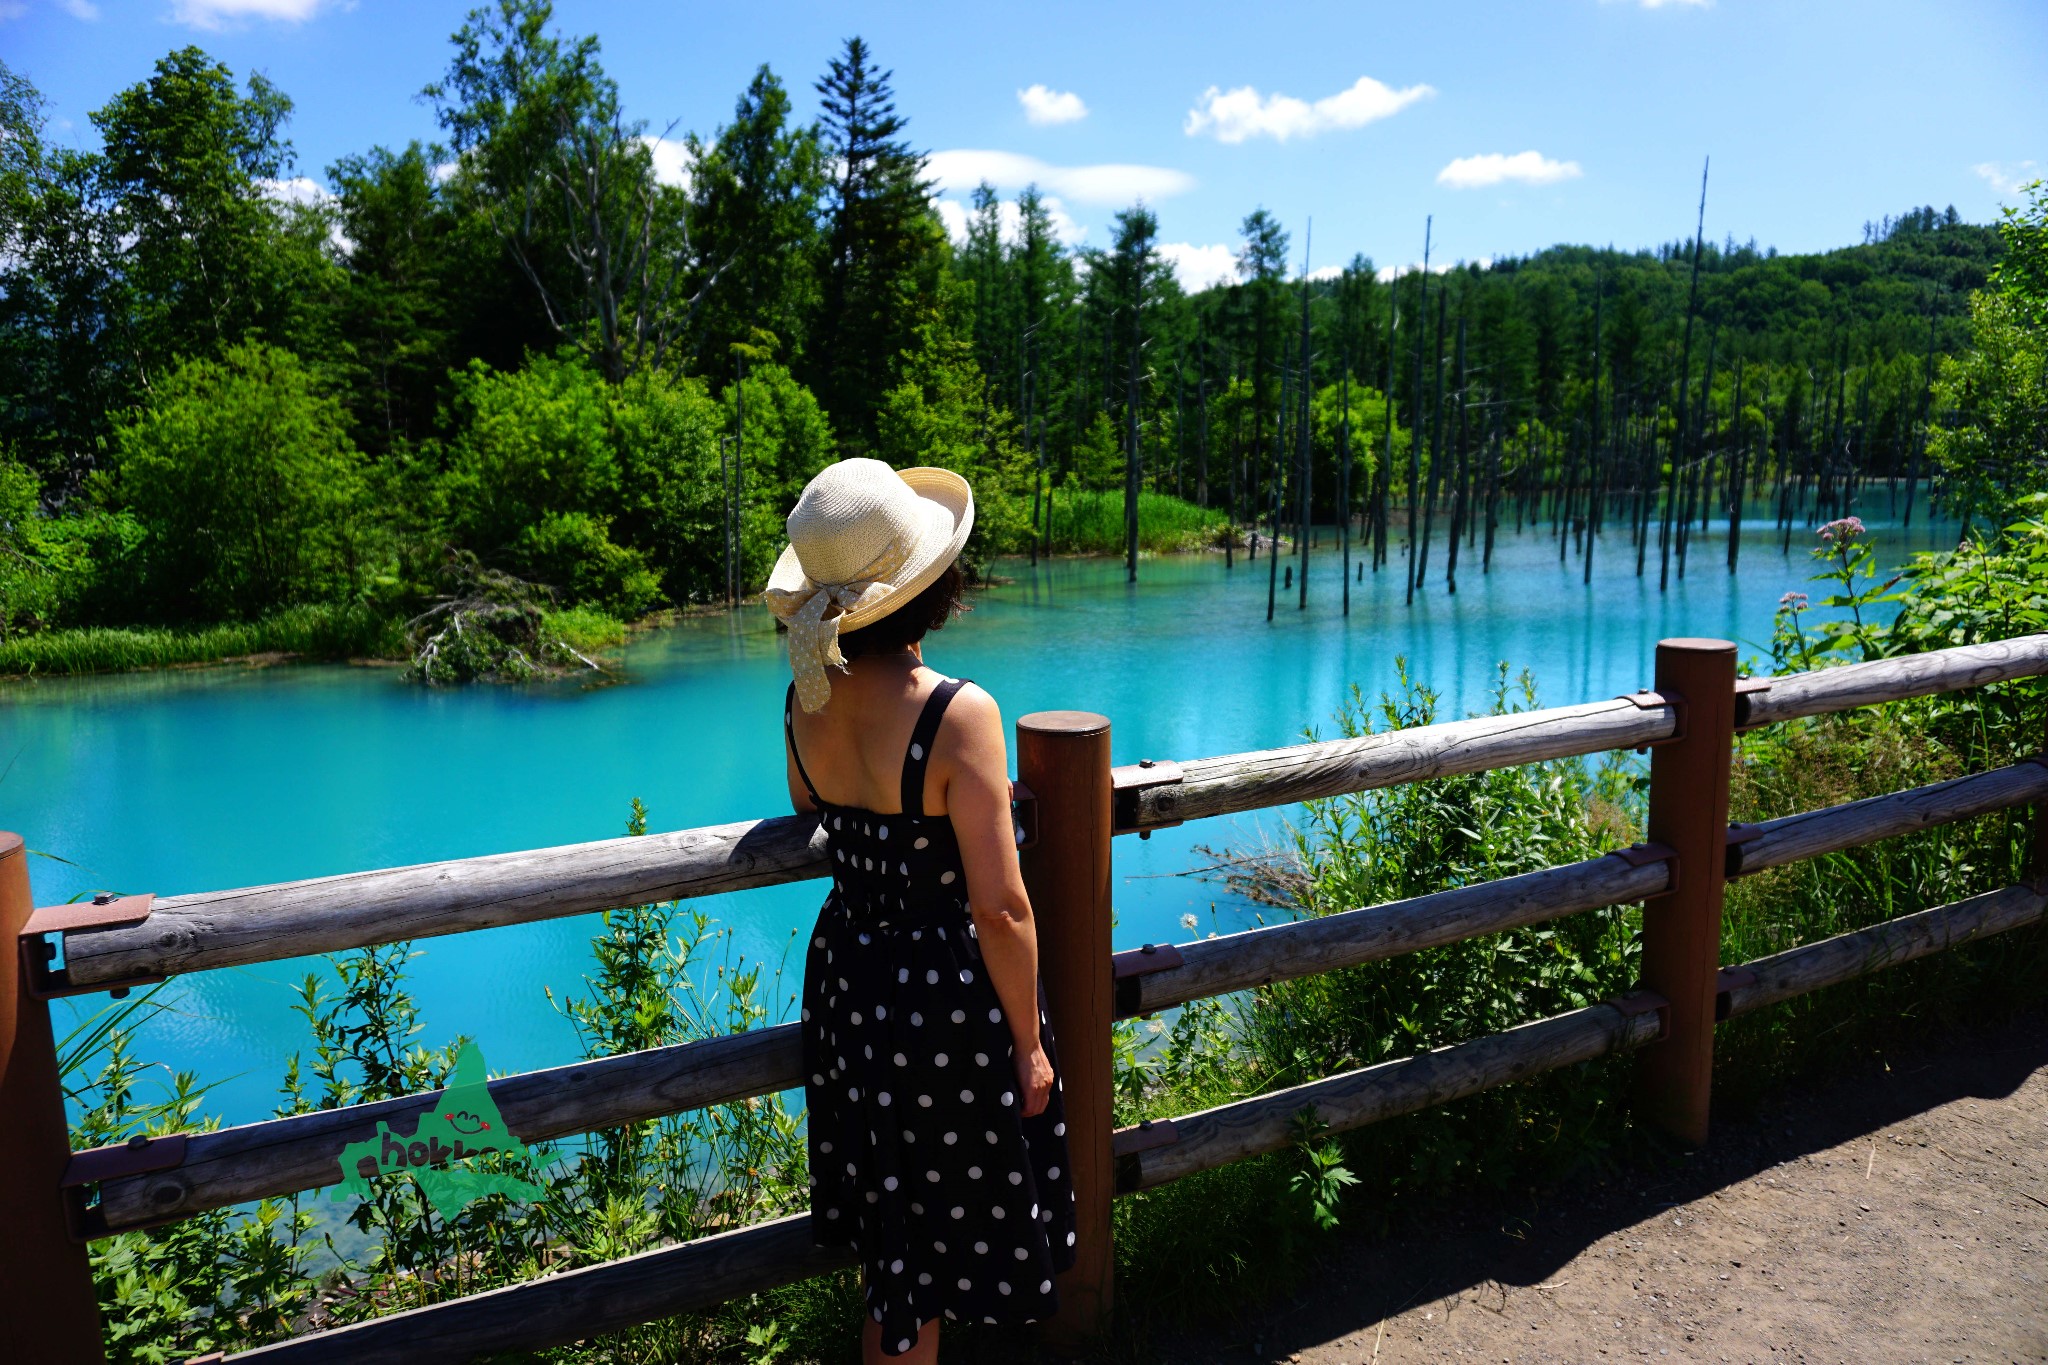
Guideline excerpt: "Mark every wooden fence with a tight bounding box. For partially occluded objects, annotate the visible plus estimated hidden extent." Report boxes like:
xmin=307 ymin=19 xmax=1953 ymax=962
xmin=5 ymin=633 xmax=2047 ymax=1364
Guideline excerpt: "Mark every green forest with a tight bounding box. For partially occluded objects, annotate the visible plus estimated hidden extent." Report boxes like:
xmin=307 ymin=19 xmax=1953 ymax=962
xmin=1 ymin=0 xmax=2041 ymax=678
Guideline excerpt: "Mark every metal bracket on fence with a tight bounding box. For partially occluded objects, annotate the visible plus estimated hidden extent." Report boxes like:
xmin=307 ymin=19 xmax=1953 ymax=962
xmin=1723 ymin=822 xmax=1767 ymax=878
xmin=1714 ymin=965 xmax=1759 ymax=1022
xmin=1111 ymin=941 xmax=1187 ymax=1018
xmin=59 ymin=1132 xmax=188 ymax=1242
xmin=20 ymin=893 xmax=164 ymax=1001
xmin=1619 ymin=688 xmax=1686 ymax=750
xmin=1733 ymin=676 xmax=1774 ymax=731
xmin=1112 ymin=758 xmax=1184 ymax=839
xmin=1611 ymin=840 xmax=1680 ymax=896
xmin=1010 ymin=780 xmax=1039 ymax=851
xmin=1612 ymin=989 xmax=1671 ymax=1042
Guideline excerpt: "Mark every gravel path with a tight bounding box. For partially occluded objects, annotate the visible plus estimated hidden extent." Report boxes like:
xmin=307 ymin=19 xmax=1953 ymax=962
xmin=1146 ymin=1012 xmax=2047 ymax=1365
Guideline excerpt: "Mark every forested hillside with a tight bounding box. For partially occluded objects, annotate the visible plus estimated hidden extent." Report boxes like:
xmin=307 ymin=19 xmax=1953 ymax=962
xmin=0 ymin=0 xmax=2028 ymax=675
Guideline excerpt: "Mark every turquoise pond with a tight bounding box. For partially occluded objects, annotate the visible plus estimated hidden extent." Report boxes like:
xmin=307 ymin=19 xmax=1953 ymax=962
xmin=5 ymin=509 xmax=1956 ymax=1124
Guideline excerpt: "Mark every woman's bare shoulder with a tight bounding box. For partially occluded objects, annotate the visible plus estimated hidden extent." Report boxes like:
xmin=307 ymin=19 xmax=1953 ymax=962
xmin=940 ymin=679 xmax=1003 ymax=747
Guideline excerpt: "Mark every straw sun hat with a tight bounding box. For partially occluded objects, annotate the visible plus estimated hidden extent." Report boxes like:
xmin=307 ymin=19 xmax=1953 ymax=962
xmin=764 ymin=457 xmax=974 ymax=712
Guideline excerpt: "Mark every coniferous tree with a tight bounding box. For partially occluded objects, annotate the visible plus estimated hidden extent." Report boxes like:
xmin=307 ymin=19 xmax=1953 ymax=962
xmin=808 ymin=37 xmax=944 ymax=450
xmin=684 ymin=65 xmax=828 ymax=375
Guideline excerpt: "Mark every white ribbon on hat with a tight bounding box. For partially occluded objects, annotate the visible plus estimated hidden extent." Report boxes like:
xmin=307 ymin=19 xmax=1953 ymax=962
xmin=764 ymin=537 xmax=911 ymax=713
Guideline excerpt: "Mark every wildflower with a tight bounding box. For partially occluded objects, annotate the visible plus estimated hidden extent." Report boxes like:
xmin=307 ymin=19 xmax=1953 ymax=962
xmin=1179 ymin=913 xmax=1199 ymax=931
xmin=1146 ymin=1021 xmax=1164 ymax=1035
xmin=1779 ymin=591 xmax=1809 ymax=610
xmin=1817 ymin=516 xmax=1865 ymax=545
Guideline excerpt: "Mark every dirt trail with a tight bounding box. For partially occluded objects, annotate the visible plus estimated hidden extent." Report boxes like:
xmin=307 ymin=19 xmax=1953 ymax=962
xmin=1150 ymin=1013 xmax=2048 ymax=1365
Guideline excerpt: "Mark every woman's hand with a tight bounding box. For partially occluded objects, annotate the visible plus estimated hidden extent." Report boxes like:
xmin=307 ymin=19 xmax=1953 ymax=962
xmin=1013 ymin=1042 xmax=1055 ymax=1119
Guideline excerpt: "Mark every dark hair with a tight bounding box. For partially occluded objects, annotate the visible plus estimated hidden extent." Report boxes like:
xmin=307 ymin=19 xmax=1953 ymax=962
xmin=835 ymin=560 xmax=969 ymax=660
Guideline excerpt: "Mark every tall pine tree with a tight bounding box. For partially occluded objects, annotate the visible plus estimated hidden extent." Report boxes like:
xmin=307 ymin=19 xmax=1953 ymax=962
xmin=807 ymin=37 xmax=944 ymax=452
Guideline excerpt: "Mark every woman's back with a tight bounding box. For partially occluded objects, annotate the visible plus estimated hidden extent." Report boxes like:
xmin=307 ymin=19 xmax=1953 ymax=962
xmin=784 ymin=663 xmax=963 ymax=818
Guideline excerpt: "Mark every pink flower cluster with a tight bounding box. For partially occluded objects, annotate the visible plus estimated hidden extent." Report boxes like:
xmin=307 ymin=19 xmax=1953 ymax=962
xmin=1779 ymin=591 xmax=1809 ymax=610
xmin=1817 ymin=516 xmax=1866 ymax=545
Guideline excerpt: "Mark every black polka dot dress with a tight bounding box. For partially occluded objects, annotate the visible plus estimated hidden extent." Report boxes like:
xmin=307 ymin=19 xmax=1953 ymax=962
xmin=788 ymin=676 xmax=1078 ymax=1356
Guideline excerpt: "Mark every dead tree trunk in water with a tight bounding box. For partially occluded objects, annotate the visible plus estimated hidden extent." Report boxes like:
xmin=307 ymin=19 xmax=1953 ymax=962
xmin=1662 ymin=157 xmax=1710 ymax=593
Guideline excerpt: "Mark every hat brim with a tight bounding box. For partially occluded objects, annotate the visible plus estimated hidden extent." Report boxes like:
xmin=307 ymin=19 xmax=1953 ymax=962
xmin=763 ymin=465 xmax=974 ymax=632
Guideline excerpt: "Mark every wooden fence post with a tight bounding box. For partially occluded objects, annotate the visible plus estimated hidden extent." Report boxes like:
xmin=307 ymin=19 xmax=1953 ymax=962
xmin=1016 ymin=711 xmax=1114 ymax=1347
xmin=1634 ymin=639 xmax=1738 ymax=1146
xmin=0 ymin=832 xmax=106 ymax=1361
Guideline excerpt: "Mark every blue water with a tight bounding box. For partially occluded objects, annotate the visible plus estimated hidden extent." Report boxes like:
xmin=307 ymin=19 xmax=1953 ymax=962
xmin=4 ymin=511 xmax=1953 ymax=1123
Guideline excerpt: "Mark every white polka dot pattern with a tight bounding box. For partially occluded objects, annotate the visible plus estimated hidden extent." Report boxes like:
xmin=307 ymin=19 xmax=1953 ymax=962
xmin=794 ymin=676 xmax=1077 ymax=1358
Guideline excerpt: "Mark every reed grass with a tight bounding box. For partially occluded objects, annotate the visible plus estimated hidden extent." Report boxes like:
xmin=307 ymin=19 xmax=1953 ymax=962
xmin=1044 ymin=489 xmax=1231 ymax=555
xmin=0 ymin=603 xmax=406 ymax=677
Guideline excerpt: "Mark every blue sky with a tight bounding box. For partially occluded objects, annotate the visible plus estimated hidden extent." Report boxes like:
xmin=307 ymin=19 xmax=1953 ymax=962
xmin=5 ymin=0 xmax=2043 ymax=288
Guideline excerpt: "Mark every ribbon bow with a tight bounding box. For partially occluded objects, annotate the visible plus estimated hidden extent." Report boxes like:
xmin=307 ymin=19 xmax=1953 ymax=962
xmin=763 ymin=539 xmax=910 ymax=713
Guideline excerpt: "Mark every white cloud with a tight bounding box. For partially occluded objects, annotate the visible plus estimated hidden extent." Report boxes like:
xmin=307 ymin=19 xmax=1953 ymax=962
xmin=61 ymin=0 xmax=99 ymax=19
xmin=640 ymin=136 xmax=693 ymax=190
xmin=1618 ymin=0 xmax=1711 ymax=8
xmin=1436 ymin=150 xmax=1583 ymax=189
xmin=1974 ymin=160 xmax=2041 ymax=198
xmin=935 ymin=193 xmax=1087 ymax=249
xmin=1305 ymin=264 xmax=1345 ymax=282
xmin=927 ymin=148 xmax=1193 ymax=206
xmin=1184 ymin=75 xmax=1434 ymax=144
xmin=1376 ymin=256 xmax=1490 ymax=283
xmin=257 ymin=175 xmax=332 ymax=209
xmin=171 ymin=0 xmax=334 ymax=30
xmin=1158 ymin=242 xmax=1238 ymax=292
xmin=1018 ymin=84 xmax=1087 ymax=126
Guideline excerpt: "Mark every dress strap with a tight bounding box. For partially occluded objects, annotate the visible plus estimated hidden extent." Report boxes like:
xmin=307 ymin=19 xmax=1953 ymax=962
xmin=784 ymin=681 xmax=821 ymax=806
xmin=900 ymin=677 xmax=970 ymax=818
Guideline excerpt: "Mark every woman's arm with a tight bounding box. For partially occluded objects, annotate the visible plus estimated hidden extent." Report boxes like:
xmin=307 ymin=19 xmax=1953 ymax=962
xmin=941 ymin=683 xmax=1056 ymax=1118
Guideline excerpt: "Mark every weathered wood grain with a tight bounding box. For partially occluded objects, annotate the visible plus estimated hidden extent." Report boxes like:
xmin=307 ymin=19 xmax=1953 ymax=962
xmin=1730 ymin=760 xmax=2048 ymax=878
xmin=1738 ymin=634 xmax=2048 ymax=730
xmin=92 ymin=1024 xmax=804 ymax=1234
xmin=1116 ymin=997 xmax=1666 ymax=1192
xmin=1720 ymin=881 xmax=2048 ymax=1018
xmin=218 ymin=1212 xmax=854 ymax=1364
xmin=1126 ymin=697 xmax=1678 ymax=831
xmin=1117 ymin=852 xmax=1672 ymax=1018
xmin=63 ymin=815 xmax=828 ymax=988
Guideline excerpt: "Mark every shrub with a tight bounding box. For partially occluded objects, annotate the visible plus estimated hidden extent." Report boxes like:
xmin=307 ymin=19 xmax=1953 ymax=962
xmin=109 ymin=343 xmax=367 ymax=621
xmin=442 ymin=351 xmax=619 ymax=556
xmin=611 ymin=368 xmax=730 ymax=604
xmin=507 ymin=510 xmax=661 ymax=617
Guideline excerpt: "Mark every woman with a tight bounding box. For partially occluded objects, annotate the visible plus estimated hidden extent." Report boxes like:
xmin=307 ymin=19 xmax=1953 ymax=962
xmin=766 ymin=458 xmax=1078 ymax=1363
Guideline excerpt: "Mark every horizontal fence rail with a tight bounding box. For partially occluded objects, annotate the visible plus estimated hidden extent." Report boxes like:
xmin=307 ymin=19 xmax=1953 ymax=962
xmin=198 ymin=878 xmax=2048 ymax=1365
xmin=14 ymin=633 xmax=2048 ymax=1365
xmin=1735 ymin=636 xmax=2048 ymax=731
xmin=45 ymin=637 xmax=2048 ymax=990
xmin=1122 ymin=697 xmax=1679 ymax=832
xmin=1729 ymin=760 xmax=2048 ymax=878
xmin=1113 ymin=993 xmax=1669 ymax=1192
xmin=77 ymin=752 xmax=2048 ymax=1236
xmin=59 ymin=816 xmax=829 ymax=991
xmin=225 ymin=1214 xmax=854 ymax=1365
xmin=1121 ymin=634 xmax=2048 ymax=833
xmin=1114 ymin=852 xmax=1673 ymax=1019
xmin=89 ymin=1025 xmax=803 ymax=1236
xmin=1719 ymin=880 xmax=2048 ymax=1019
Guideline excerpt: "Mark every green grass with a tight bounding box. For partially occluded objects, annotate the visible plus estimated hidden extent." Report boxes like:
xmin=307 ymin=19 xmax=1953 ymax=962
xmin=1041 ymin=488 xmax=1231 ymax=555
xmin=542 ymin=604 xmax=628 ymax=655
xmin=0 ymin=602 xmax=406 ymax=677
